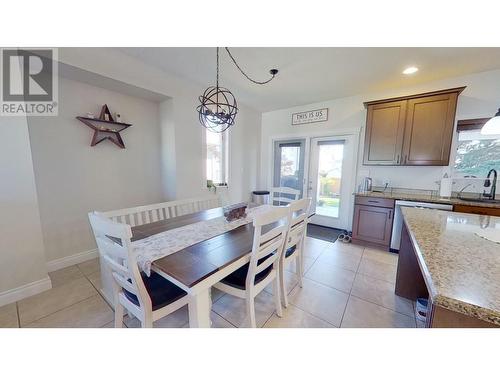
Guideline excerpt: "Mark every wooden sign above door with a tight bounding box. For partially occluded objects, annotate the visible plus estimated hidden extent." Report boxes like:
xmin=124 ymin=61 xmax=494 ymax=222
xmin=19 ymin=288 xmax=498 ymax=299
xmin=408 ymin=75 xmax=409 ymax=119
xmin=291 ymin=108 xmax=328 ymax=125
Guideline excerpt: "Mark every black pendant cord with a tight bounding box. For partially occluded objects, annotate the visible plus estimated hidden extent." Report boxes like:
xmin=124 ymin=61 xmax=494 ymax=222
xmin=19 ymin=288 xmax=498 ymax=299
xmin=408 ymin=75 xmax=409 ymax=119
xmin=197 ymin=47 xmax=276 ymax=133
xmin=216 ymin=47 xmax=219 ymax=89
xmin=216 ymin=47 xmax=219 ymax=113
xmin=224 ymin=47 xmax=278 ymax=85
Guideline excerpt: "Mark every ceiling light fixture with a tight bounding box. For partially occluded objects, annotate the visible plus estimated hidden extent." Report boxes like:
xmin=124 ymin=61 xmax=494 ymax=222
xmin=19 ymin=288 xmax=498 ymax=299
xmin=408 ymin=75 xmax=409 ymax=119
xmin=481 ymin=108 xmax=500 ymax=135
xmin=197 ymin=47 xmax=278 ymax=133
xmin=402 ymin=66 xmax=419 ymax=75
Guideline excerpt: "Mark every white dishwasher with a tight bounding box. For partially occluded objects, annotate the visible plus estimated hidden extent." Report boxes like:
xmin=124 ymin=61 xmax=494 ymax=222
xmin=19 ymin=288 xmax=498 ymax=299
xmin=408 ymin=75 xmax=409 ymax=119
xmin=391 ymin=200 xmax=453 ymax=251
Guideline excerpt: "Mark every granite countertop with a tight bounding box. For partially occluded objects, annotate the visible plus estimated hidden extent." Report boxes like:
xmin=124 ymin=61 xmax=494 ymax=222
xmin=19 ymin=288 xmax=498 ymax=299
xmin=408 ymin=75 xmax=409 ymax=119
xmin=401 ymin=207 xmax=500 ymax=326
xmin=355 ymin=190 xmax=500 ymax=208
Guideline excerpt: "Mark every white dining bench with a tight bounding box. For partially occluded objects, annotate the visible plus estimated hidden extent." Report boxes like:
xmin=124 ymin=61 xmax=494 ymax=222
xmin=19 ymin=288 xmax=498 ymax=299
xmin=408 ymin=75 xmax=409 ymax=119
xmin=90 ymin=195 xmax=221 ymax=305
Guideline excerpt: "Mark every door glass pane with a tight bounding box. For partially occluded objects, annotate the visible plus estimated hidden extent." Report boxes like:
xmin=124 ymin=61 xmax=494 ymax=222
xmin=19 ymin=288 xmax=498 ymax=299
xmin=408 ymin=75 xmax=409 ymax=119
xmin=315 ymin=142 xmax=344 ymax=218
xmin=273 ymin=140 xmax=305 ymax=198
xmin=279 ymin=145 xmax=301 ymax=190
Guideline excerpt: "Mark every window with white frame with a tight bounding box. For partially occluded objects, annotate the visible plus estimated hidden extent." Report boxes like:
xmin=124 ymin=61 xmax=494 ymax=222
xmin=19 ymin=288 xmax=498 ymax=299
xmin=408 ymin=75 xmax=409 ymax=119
xmin=206 ymin=129 xmax=228 ymax=185
xmin=454 ymin=129 xmax=500 ymax=177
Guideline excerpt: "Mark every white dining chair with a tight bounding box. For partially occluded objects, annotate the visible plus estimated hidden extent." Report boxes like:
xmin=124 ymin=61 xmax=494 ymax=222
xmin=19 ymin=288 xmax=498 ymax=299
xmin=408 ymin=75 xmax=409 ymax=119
xmin=279 ymin=197 xmax=311 ymax=307
xmin=88 ymin=212 xmax=189 ymax=328
xmin=213 ymin=206 xmax=289 ymax=328
xmin=270 ymin=187 xmax=300 ymax=206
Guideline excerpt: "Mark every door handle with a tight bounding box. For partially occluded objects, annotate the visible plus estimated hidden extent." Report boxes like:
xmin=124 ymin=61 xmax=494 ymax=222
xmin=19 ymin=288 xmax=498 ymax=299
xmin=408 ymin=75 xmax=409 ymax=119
xmin=388 ymin=210 xmax=392 ymax=220
xmin=396 ymin=155 xmax=400 ymax=164
xmin=404 ymin=155 xmax=407 ymax=164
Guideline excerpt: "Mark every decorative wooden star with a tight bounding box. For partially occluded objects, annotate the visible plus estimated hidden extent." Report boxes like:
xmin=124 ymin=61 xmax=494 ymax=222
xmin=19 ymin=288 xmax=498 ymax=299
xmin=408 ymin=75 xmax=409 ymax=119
xmin=77 ymin=104 xmax=132 ymax=149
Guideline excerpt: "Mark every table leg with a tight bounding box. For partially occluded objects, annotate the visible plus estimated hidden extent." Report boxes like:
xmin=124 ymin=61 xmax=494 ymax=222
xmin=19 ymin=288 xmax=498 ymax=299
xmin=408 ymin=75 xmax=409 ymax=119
xmin=188 ymin=288 xmax=212 ymax=328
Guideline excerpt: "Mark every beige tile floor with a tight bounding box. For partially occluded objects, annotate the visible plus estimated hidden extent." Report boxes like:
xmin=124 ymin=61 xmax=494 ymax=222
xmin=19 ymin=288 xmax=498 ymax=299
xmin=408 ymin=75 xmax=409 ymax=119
xmin=0 ymin=236 xmax=421 ymax=328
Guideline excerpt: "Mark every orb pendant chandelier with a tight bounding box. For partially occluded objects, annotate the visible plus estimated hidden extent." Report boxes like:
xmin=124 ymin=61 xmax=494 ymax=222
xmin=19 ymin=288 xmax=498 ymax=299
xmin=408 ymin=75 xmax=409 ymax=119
xmin=197 ymin=47 xmax=278 ymax=133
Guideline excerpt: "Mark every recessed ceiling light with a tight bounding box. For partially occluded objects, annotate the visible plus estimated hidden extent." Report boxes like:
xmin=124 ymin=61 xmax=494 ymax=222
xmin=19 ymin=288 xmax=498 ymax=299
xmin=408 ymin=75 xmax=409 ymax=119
xmin=403 ymin=66 xmax=419 ymax=75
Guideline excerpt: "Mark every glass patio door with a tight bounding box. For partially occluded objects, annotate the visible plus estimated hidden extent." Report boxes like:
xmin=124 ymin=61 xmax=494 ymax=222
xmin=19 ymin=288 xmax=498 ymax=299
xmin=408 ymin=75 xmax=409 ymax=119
xmin=308 ymin=136 xmax=356 ymax=229
xmin=273 ymin=139 xmax=306 ymax=198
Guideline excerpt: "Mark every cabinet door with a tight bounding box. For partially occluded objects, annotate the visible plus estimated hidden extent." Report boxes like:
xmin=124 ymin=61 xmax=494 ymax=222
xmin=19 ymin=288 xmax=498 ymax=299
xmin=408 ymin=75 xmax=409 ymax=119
xmin=363 ymin=100 xmax=406 ymax=165
xmin=352 ymin=205 xmax=394 ymax=246
xmin=402 ymin=93 xmax=458 ymax=166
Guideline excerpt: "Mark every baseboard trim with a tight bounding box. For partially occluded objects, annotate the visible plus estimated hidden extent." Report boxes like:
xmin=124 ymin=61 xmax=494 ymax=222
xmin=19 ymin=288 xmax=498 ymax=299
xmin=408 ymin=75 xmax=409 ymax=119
xmin=0 ymin=277 xmax=52 ymax=307
xmin=46 ymin=248 xmax=98 ymax=272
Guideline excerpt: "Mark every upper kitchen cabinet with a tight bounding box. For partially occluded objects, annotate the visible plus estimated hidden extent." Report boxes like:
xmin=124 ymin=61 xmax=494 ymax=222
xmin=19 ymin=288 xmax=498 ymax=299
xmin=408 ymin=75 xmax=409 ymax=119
xmin=363 ymin=87 xmax=465 ymax=166
xmin=363 ymin=100 xmax=406 ymax=165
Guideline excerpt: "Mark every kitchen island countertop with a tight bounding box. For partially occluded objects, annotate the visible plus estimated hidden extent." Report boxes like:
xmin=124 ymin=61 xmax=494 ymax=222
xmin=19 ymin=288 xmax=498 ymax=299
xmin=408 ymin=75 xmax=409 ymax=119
xmin=401 ymin=207 xmax=500 ymax=326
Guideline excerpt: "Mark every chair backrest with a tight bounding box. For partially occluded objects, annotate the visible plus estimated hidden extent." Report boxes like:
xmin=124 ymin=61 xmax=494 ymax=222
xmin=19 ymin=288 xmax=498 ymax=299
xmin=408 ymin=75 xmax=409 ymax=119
xmin=246 ymin=206 xmax=290 ymax=290
xmin=88 ymin=211 xmax=151 ymax=312
xmin=270 ymin=187 xmax=300 ymax=206
xmin=102 ymin=196 xmax=220 ymax=226
xmin=285 ymin=198 xmax=312 ymax=249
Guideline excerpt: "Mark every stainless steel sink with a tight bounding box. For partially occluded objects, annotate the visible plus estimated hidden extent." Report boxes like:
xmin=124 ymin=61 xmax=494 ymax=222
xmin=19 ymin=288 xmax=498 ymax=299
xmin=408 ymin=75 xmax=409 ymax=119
xmin=458 ymin=197 xmax=500 ymax=204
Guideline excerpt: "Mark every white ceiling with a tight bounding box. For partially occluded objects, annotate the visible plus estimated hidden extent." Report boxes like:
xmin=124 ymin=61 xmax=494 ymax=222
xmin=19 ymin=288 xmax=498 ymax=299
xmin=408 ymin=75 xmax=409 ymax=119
xmin=118 ymin=47 xmax=500 ymax=112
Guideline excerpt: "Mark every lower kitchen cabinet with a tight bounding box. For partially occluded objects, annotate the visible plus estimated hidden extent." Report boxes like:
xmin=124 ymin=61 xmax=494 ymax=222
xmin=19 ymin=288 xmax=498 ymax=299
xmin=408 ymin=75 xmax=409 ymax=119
xmin=352 ymin=203 xmax=394 ymax=248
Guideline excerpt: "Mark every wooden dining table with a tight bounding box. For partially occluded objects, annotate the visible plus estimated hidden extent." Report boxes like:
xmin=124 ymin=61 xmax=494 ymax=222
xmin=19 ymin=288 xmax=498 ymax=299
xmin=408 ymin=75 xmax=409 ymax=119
xmin=128 ymin=204 xmax=312 ymax=328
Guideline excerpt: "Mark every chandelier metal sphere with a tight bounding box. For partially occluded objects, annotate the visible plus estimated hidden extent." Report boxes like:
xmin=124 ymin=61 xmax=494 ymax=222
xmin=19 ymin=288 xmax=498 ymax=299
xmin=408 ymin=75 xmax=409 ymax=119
xmin=197 ymin=85 xmax=238 ymax=133
xmin=197 ymin=47 xmax=278 ymax=133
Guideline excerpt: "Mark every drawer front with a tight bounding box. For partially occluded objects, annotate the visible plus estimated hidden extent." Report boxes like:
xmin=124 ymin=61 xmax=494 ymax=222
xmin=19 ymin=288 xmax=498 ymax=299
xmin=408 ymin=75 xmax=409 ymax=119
xmin=355 ymin=196 xmax=395 ymax=208
xmin=453 ymin=204 xmax=500 ymax=217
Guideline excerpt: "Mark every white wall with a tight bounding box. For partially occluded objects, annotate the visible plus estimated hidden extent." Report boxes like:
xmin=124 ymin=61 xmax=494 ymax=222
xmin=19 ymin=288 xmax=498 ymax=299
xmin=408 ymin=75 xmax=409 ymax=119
xmin=261 ymin=69 xmax=500 ymax=191
xmin=0 ymin=48 xmax=262 ymax=304
xmin=22 ymin=48 xmax=261 ymax=268
xmin=59 ymin=48 xmax=262 ymax=204
xmin=0 ymin=114 xmax=50 ymax=299
xmin=27 ymin=77 xmax=164 ymax=263
xmin=227 ymin=102 xmax=262 ymax=203
xmin=159 ymin=99 xmax=177 ymax=199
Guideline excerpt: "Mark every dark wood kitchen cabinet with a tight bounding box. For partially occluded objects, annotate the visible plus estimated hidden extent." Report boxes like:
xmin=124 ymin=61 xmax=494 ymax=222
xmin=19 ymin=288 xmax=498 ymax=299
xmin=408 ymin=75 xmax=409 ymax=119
xmin=402 ymin=93 xmax=458 ymax=165
xmin=363 ymin=100 xmax=406 ymax=165
xmin=363 ymin=87 xmax=465 ymax=166
xmin=352 ymin=197 xmax=394 ymax=248
xmin=453 ymin=204 xmax=500 ymax=217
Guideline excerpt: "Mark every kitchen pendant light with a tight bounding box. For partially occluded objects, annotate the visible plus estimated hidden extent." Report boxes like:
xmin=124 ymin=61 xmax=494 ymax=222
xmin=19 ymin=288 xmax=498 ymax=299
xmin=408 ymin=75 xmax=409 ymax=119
xmin=481 ymin=108 xmax=500 ymax=135
xmin=197 ymin=47 xmax=278 ymax=133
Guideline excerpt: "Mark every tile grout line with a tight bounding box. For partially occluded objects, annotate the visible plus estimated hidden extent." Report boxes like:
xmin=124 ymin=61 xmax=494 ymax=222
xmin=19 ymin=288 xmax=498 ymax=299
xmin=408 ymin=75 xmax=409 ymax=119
xmin=347 ymin=294 xmax=416 ymax=319
xmin=286 ymin=251 xmax=343 ymax=327
xmin=85 ymin=271 xmax=113 ymax=310
xmin=18 ymin=273 xmax=100 ymax=327
xmin=211 ymin=310 xmax=237 ymax=328
xmin=287 ymin=298 xmax=339 ymax=328
xmin=21 ymin=294 xmax=98 ymax=327
xmin=345 ymin=247 xmax=417 ymax=326
xmin=302 ymin=272 xmax=353 ymax=296
xmin=272 ymin=241 xmax=407 ymax=328
xmin=260 ymin=310 xmax=275 ymax=328
xmin=82 ymin=270 xmax=128 ymax=328
xmin=338 ymin=246 xmax=366 ymax=328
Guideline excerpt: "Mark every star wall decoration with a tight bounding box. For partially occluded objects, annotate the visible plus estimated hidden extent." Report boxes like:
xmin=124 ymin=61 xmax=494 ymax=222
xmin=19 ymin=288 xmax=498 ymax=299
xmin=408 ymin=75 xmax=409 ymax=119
xmin=77 ymin=104 xmax=132 ymax=149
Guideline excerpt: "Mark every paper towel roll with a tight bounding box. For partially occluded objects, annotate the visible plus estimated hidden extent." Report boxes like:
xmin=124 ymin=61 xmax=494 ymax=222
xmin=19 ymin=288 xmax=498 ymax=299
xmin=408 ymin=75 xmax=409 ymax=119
xmin=440 ymin=178 xmax=452 ymax=198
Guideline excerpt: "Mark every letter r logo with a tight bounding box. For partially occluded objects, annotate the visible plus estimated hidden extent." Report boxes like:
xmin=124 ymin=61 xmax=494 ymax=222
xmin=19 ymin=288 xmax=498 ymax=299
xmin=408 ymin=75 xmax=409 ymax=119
xmin=2 ymin=49 xmax=53 ymax=102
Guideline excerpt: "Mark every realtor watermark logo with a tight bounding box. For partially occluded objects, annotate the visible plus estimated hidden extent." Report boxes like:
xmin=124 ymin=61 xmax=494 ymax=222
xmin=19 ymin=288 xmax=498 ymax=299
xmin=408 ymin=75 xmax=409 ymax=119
xmin=1 ymin=48 xmax=58 ymax=116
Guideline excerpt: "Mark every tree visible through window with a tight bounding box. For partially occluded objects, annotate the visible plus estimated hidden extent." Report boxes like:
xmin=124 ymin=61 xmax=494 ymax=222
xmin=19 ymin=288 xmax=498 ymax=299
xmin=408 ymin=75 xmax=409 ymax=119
xmin=206 ymin=129 xmax=228 ymax=184
xmin=454 ymin=130 xmax=500 ymax=177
